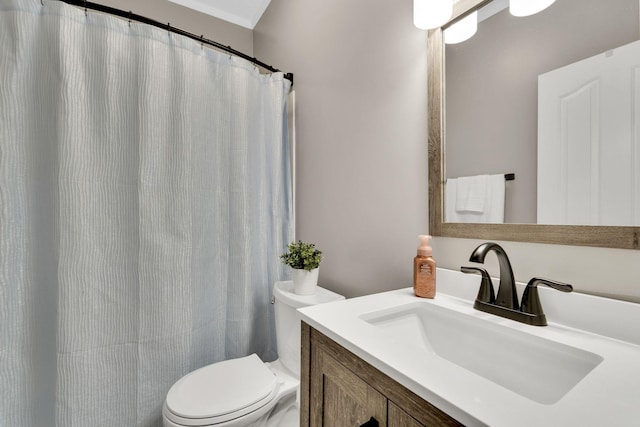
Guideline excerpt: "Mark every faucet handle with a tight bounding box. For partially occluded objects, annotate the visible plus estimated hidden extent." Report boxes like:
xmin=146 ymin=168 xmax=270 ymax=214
xmin=461 ymin=266 xmax=495 ymax=304
xmin=521 ymin=278 xmax=573 ymax=318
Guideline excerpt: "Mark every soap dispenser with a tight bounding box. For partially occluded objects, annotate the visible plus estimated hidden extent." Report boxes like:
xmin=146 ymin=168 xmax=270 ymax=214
xmin=413 ymin=235 xmax=436 ymax=298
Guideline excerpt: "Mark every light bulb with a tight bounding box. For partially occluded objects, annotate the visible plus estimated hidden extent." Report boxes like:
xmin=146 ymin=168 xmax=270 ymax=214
xmin=509 ymin=0 xmax=556 ymax=17
xmin=444 ymin=11 xmax=478 ymax=44
xmin=414 ymin=0 xmax=453 ymax=30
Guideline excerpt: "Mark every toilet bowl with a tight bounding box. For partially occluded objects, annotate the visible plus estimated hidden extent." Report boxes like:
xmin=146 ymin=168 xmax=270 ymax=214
xmin=162 ymin=281 xmax=344 ymax=427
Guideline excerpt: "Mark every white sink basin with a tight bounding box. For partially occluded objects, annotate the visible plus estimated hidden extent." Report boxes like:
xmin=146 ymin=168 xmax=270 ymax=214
xmin=360 ymin=301 xmax=603 ymax=404
xmin=300 ymin=269 xmax=640 ymax=426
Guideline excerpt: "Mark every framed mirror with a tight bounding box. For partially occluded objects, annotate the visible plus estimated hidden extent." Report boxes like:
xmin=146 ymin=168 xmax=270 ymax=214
xmin=428 ymin=0 xmax=640 ymax=249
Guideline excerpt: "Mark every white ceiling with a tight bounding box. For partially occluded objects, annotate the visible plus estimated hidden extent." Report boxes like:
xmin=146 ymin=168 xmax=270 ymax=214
xmin=168 ymin=0 xmax=271 ymax=29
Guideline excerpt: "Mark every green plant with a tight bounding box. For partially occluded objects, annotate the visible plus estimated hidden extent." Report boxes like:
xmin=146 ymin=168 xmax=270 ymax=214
xmin=280 ymin=240 xmax=323 ymax=271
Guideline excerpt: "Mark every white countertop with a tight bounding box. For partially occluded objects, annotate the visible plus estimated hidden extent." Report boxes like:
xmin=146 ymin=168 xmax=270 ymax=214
xmin=298 ymin=268 xmax=640 ymax=427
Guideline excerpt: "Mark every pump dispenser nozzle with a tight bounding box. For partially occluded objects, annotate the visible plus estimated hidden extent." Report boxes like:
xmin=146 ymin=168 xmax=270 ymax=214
xmin=417 ymin=235 xmax=432 ymax=257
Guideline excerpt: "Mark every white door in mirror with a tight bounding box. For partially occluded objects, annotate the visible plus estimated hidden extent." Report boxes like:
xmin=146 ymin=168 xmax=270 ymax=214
xmin=538 ymin=39 xmax=640 ymax=226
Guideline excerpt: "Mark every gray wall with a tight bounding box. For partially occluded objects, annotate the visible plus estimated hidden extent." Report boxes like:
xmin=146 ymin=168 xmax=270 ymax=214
xmin=446 ymin=0 xmax=639 ymax=224
xmin=254 ymin=0 xmax=429 ymax=298
xmin=255 ymin=0 xmax=640 ymax=303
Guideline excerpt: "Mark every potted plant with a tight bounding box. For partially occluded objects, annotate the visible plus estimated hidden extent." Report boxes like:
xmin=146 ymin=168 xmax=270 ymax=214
xmin=280 ymin=240 xmax=323 ymax=295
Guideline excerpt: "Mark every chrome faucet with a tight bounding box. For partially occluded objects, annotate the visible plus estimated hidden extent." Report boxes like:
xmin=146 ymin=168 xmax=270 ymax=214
xmin=462 ymin=242 xmax=573 ymax=326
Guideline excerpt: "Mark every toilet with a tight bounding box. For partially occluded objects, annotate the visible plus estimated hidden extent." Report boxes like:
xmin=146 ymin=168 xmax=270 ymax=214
xmin=162 ymin=281 xmax=344 ymax=427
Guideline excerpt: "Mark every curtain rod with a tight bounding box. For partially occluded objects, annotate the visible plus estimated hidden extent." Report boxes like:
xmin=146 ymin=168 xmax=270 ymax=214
xmin=51 ymin=0 xmax=294 ymax=85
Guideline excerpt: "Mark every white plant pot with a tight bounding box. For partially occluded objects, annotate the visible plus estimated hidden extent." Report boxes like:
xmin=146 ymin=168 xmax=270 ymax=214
xmin=292 ymin=268 xmax=319 ymax=295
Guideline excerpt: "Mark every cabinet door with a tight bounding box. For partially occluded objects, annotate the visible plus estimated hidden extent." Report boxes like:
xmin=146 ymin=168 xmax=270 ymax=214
xmin=310 ymin=344 xmax=387 ymax=427
xmin=388 ymin=402 xmax=425 ymax=427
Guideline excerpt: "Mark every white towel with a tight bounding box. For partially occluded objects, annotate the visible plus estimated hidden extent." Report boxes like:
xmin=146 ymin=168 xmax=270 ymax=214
xmin=455 ymin=175 xmax=488 ymax=212
xmin=445 ymin=174 xmax=505 ymax=223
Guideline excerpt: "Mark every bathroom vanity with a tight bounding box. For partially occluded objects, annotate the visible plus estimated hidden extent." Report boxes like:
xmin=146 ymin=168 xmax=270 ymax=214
xmin=301 ymin=322 xmax=461 ymax=426
xmin=298 ymin=268 xmax=640 ymax=426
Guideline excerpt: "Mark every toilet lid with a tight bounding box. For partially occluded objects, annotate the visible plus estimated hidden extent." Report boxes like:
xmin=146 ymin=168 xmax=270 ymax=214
xmin=165 ymin=354 xmax=278 ymax=422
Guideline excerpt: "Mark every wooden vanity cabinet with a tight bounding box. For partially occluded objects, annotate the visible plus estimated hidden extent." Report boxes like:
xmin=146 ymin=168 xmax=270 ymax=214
xmin=300 ymin=322 xmax=463 ymax=427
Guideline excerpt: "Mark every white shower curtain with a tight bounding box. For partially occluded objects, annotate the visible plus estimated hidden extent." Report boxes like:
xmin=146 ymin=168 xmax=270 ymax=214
xmin=0 ymin=0 xmax=292 ymax=425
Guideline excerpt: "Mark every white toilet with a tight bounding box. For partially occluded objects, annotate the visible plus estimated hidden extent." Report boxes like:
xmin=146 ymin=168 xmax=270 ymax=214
xmin=162 ymin=281 xmax=344 ymax=427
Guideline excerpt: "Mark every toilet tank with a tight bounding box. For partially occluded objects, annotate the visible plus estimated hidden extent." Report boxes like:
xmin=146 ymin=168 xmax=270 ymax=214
xmin=273 ymin=281 xmax=344 ymax=378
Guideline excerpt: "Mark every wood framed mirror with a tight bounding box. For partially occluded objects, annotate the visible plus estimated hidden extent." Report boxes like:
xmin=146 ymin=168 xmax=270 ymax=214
xmin=428 ymin=0 xmax=640 ymax=249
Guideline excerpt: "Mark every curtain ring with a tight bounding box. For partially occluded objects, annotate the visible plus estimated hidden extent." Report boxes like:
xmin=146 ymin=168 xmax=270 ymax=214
xmin=167 ymin=22 xmax=171 ymax=36
xmin=84 ymin=0 xmax=87 ymax=16
xmin=200 ymin=35 xmax=204 ymax=49
xmin=128 ymin=10 xmax=132 ymax=27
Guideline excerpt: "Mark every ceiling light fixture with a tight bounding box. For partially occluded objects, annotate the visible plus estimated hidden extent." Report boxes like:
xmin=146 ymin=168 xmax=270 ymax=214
xmin=414 ymin=0 xmax=453 ymax=30
xmin=509 ymin=0 xmax=556 ymax=17
xmin=444 ymin=11 xmax=478 ymax=44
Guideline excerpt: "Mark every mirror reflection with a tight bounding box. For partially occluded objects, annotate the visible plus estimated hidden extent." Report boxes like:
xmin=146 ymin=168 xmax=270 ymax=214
xmin=444 ymin=0 xmax=640 ymax=226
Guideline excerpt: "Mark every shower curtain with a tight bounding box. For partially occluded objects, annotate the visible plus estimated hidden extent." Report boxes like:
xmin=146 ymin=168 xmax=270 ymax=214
xmin=0 ymin=0 xmax=292 ymax=425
